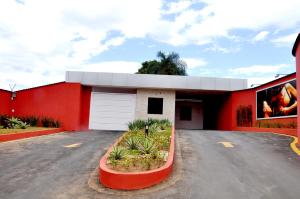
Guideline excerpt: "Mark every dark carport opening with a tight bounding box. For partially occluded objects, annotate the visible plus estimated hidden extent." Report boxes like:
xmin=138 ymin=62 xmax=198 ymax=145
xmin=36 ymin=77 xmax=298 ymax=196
xmin=175 ymin=91 xmax=230 ymax=130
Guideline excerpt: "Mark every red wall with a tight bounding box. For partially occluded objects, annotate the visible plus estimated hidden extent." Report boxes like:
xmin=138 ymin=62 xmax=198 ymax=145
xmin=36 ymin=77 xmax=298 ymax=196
xmin=296 ymin=38 xmax=300 ymax=140
xmin=217 ymin=94 xmax=233 ymax=130
xmin=0 ymin=89 xmax=12 ymax=115
xmin=217 ymin=73 xmax=297 ymax=136
xmin=11 ymin=82 xmax=86 ymax=131
xmin=80 ymin=86 xmax=91 ymax=130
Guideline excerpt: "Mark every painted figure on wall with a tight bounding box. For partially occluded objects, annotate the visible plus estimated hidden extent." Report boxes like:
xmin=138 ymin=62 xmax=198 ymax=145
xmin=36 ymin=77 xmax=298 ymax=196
xmin=257 ymin=80 xmax=297 ymax=119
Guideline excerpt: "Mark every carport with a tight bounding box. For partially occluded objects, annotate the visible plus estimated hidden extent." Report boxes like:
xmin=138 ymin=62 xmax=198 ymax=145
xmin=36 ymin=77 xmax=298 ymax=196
xmin=175 ymin=90 xmax=230 ymax=130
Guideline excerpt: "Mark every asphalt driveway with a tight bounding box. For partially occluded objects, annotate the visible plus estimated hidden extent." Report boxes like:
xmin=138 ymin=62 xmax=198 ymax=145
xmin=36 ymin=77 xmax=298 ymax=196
xmin=0 ymin=130 xmax=300 ymax=199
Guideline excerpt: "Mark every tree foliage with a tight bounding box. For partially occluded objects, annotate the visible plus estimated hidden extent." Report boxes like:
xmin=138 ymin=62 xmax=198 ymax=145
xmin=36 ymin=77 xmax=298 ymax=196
xmin=137 ymin=51 xmax=187 ymax=75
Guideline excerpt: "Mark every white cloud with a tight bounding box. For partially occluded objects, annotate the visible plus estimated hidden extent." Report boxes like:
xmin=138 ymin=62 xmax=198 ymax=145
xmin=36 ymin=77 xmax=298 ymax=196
xmin=228 ymin=63 xmax=296 ymax=87
xmin=253 ymin=31 xmax=269 ymax=42
xmin=164 ymin=1 xmax=192 ymax=14
xmin=0 ymin=0 xmax=162 ymax=90
xmin=1 ymin=0 xmax=300 ymax=90
xmin=182 ymin=58 xmax=207 ymax=69
xmin=204 ymin=44 xmax=240 ymax=53
xmin=0 ymin=60 xmax=141 ymax=90
xmin=229 ymin=64 xmax=289 ymax=75
xmin=271 ymin=32 xmax=298 ymax=46
xmin=151 ymin=0 xmax=300 ymax=46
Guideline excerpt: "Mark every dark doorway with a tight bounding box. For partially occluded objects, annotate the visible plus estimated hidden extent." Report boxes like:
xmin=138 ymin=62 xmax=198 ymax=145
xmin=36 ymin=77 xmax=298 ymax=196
xmin=176 ymin=91 xmax=228 ymax=130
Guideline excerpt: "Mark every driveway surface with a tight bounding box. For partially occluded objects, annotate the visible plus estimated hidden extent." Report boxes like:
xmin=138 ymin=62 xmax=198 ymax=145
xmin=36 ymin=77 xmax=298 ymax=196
xmin=0 ymin=130 xmax=300 ymax=199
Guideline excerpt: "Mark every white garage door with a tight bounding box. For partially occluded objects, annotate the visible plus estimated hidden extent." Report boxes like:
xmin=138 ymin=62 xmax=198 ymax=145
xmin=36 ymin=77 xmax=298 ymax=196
xmin=89 ymin=92 xmax=136 ymax=131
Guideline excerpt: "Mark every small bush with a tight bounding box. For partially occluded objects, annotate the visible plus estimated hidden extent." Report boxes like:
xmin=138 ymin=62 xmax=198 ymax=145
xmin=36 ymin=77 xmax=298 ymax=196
xmin=6 ymin=117 xmax=30 ymax=129
xmin=147 ymin=118 xmax=160 ymax=126
xmin=126 ymin=137 xmax=139 ymax=150
xmin=128 ymin=119 xmax=172 ymax=133
xmin=109 ymin=146 xmax=125 ymax=160
xmin=41 ymin=117 xmax=51 ymax=127
xmin=52 ymin=120 xmax=60 ymax=128
xmin=21 ymin=116 xmax=39 ymax=126
xmin=138 ymin=138 xmax=156 ymax=155
xmin=149 ymin=123 xmax=160 ymax=134
xmin=0 ymin=115 xmax=8 ymax=125
xmin=41 ymin=117 xmax=60 ymax=128
xmin=128 ymin=119 xmax=146 ymax=131
xmin=24 ymin=116 xmax=39 ymax=126
xmin=0 ymin=115 xmax=9 ymax=128
xmin=159 ymin=119 xmax=172 ymax=130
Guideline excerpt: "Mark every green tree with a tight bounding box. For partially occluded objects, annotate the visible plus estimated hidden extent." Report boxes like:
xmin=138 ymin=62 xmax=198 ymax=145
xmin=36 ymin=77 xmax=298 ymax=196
xmin=137 ymin=51 xmax=187 ymax=75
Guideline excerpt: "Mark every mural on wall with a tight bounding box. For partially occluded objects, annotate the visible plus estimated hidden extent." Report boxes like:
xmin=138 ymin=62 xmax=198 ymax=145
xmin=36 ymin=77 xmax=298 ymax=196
xmin=257 ymin=79 xmax=297 ymax=119
xmin=236 ymin=105 xmax=253 ymax=127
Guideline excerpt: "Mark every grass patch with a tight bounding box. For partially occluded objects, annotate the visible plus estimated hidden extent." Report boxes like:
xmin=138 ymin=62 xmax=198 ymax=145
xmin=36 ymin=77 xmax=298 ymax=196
xmin=0 ymin=127 xmax=56 ymax=135
xmin=107 ymin=119 xmax=172 ymax=172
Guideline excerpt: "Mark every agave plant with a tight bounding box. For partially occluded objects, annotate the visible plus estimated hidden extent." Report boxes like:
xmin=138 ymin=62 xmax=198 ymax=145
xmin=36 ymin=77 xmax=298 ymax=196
xmin=126 ymin=137 xmax=139 ymax=150
xmin=128 ymin=119 xmax=146 ymax=131
xmin=149 ymin=123 xmax=160 ymax=134
xmin=7 ymin=117 xmax=30 ymax=129
xmin=158 ymin=119 xmax=172 ymax=130
xmin=109 ymin=146 xmax=125 ymax=160
xmin=138 ymin=138 xmax=156 ymax=154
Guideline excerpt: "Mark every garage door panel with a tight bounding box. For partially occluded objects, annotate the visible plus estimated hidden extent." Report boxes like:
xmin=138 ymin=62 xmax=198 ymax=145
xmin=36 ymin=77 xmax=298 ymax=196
xmin=94 ymin=103 xmax=132 ymax=112
xmin=89 ymin=92 xmax=136 ymax=131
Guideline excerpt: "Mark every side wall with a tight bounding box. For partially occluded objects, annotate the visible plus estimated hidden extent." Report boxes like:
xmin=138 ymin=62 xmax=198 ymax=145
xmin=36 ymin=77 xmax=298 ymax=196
xmin=175 ymin=101 xmax=203 ymax=129
xmin=217 ymin=74 xmax=297 ymax=136
xmin=296 ymin=39 xmax=300 ymax=140
xmin=80 ymin=86 xmax=92 ymax=130
xmin=135 ymin=89 xmax=176 ymax=124
xmin=12 ymin=82 xmax=84 ymax=131
xmin=0 ymin=89 xmax=11 ymax=115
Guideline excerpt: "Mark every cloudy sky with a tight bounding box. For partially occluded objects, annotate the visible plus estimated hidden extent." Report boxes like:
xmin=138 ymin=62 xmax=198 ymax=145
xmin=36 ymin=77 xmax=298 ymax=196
xmin=0 ymin=0 xmax=299 ymax=90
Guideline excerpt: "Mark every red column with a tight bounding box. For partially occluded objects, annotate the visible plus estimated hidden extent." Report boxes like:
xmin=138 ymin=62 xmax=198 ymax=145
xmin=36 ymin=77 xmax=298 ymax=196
xmin=292 ymin=33 xmax=300 ymax=142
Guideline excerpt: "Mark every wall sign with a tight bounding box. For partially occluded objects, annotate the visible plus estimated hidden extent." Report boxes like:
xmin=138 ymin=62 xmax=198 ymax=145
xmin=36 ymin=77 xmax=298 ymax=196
xmin=256 ymin=79 xmax=297 ymax=119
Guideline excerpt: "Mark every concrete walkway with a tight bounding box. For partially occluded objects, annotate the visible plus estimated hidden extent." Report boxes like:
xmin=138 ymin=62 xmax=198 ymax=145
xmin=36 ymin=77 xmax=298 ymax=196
xmin=0 ymin=130 xmax=300 ymax=199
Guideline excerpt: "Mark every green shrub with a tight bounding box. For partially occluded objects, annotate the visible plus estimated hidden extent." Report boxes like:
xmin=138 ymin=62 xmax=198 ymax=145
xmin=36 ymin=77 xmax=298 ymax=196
xmin=147 ymin=118 xmax=160 ymax=126
xmin=138 ymin=138 xmax=156 ymax=154
xmin=6 ymin=117 xmax=30 ymax=129
xmin=159 ymin=119 xmax=172 ymax=130
xmin=0 ymin=115 xmax=9 ymax=127
xmin=41 ymin=117 xmax=60 ymax=128
xmin=128 ymin=119 xmax=172 ymax=133
xmin=41 ymin=117 xmax=51 ymax=127
xmin=109 ymin=146 xmax=125 ymax=160
xmin=128 ymin=119 xmax=146 ymax=131
xmin=20 ymin=116 xmax=39 ymax=127
xmin=149 ymin=122 xmax=160 ymax=134
xmin=52 ymin=120 xmax=60 ymax=128
xmin=126 ymin=137 xmax=139 ymax=150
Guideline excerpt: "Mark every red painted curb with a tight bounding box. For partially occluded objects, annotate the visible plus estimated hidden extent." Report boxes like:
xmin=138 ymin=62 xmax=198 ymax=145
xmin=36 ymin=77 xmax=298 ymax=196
xmin=235 ymin=127 xmax=297 ymax=137
xmin=0 ymin=128 xmax=63 ymax=142
xmin=99 ymin=127 xmax=175 ymax=190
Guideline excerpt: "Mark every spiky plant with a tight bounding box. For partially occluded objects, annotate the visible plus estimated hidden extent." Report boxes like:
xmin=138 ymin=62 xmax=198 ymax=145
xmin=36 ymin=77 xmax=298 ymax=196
xmin=126 ymin=137 xmax=139 ymax=150
xmin=109 ymin=146 xmax=125 ymax=160
xmin=138 ymin=138 xmax=156 ymax=154
xmin=128 ymin=119 xmax=146 ymax=131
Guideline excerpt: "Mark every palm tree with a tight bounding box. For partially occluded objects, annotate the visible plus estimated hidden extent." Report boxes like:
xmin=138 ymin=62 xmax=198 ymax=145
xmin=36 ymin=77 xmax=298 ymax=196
xmin=156 ymin=51 xmax=187 ymax=75
xmin=137 ymin=51 xmax=187 ymax=76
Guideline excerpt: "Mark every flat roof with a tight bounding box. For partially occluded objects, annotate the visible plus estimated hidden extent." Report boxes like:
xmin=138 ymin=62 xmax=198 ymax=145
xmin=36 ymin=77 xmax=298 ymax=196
xmin=66 ymin=71 xmax=247 ymax=91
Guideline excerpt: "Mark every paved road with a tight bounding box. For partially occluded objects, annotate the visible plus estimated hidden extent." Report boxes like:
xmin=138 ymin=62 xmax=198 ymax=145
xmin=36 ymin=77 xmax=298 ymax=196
xmin=0 ymin=130 xmax=300 ymax=199
xmin=0 ymin=131 xmax=122 ymax=199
